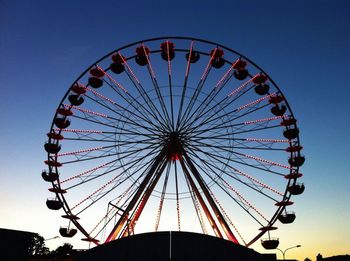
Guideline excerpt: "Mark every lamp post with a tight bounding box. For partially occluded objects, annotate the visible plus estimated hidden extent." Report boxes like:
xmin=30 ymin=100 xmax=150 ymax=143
xmin=276 ymin=245 xmax=301 ymax=260
xmin=44 ymin=236 xmax=60 ymax=241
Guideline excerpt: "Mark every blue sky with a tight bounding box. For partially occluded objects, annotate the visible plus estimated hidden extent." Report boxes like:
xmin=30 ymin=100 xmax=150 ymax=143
xmin=0 ymin=1 xmax=349 ymax=260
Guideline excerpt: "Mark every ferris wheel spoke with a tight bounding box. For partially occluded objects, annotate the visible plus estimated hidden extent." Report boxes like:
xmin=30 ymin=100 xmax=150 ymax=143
xmin=165 ymin=41 xmax=175 ymax=130
xmin=180 ymin=74 xmax=257 ymax=132
xmin=55 ymin=129 xmax=116 ymax=142
xmin=186 ymin=151 xmax=271 ymax=225
xmin=188 ymin=114 xmax=281 ymax=140
xmin=72 ymin=149 xmax=162 ymax=216
xmin=61 ymin=159 xmax=119 ymax=185
xmin=57 ymin=145 xmax=115 ymax=157
xmin=186 ymin=143 xmax=286 ymax=176
xmin=188 ymin=124 xmax=281 ymax=142
xmin=176 ymin=41 xmax=194 ymax=130
xmin=57 ymin=137 xmax=160 ymax=159
xmin=105 ymin=149 xmax=168 ymax=242
xmin=183 ymin=72 xmax=273 ymax=134
xmin=180 ymin=60 xmax=238 ymax=132
xmin=56 ymin=129 xmax=113 ymax=134
xmin=194 ymin=165 xmax=267 ymax=231
xmin=184 ymin=100 xmax=269 ymax=135
xmin=60 ymin=129 xmax=163 ymax=140
xmin=69 ymin=114 xmax=161 ymax=140
xmin=119 ymin=52 xmax=172 ymax=130
xmin=142 ymin=44 xmax=174 ymax=129
xmin=191 ymin=96 xmax=276 ymax=134
xmin=84 ymin=86 xmax=150 ymax=127
xmin=185 ymin=98 xmax=271 ymax=136
xmin=178 ymin=48 xmax=217 ymax=129
xmin=181 ymin=151 xmax=239 ymax=243
xmin=70 ymin=106 xmax=157 ymax=135
xmin=60 ymin=141 xmax=160 ymax=165
xmin=70 ymin=171 xmax=131 ymax=212
xmin=178 ymin=155 xmax=224 ymax=239
xmin=101 ymin=68 xmax=169 ymax=132
xmin=186 ymin=148 xmax=283 ymax=200
xmin=63 ymin=134 xmax=160 ymax=143
xmin=82 ymin=94 xmax=162 ymax=135
xmin=140 ymin=44 xmax=173 ymax=129
xmin=232 ymin=151 xmax=291 ymax=170
xmin=232 ymin=137 xmax=290 ymax=151
xmin=90 ymin=183 xmax=139 ymax=241
xmin=121 ymin=159 xmax=169 ymax=237
xmin=154 ymin=162 xmax=171 ymax=231
xmin=182 ymin=169 xmax=208 ymax=235
xmin=63 ymin=132 xmax=160 ymax=145
xmin=174 ymin=161 xmax=181 ymax=231
xmin=89 ymin=79 xmax=168 ymax=133
xmin=189 ymin=139 xmax=285 ymax=153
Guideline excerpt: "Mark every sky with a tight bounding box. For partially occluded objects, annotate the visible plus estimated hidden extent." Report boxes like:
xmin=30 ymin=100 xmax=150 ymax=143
xmin=0 ymin=0 xmax=350 ymax=260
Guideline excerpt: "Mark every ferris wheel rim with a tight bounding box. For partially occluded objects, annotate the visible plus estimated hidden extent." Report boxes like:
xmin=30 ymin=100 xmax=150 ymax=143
xmin=44 ymin=36 xmax=304 ymax=248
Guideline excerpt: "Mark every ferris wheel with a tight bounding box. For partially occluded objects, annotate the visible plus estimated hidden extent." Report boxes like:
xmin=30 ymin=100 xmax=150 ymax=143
xmin=42 ymin=37 xmax=305 ymax=249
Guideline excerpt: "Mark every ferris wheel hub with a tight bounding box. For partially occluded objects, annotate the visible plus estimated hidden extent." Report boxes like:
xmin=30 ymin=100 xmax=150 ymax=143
xmin=166 ymin=131 xmax=183 ymax=161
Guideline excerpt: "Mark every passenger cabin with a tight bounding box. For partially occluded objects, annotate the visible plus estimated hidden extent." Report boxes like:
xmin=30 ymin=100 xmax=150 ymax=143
xmin=47 ymin=132 xmax=64 ymax=140
xmin=69 ymin=95 xmax=84 ymax=106
xmin=289 ymin=156 xmax=305 ymax=167
xmin=110 ymin=62 xmax=125 ymax=74
xmin=271 ymin=104 xmax=287 ymax=116
xmin=234 ymin=69 xmax=249 ymax=80
xmin=255 ymin=84 xmax=270 ymax=95
xmin=41 ymin=171 xmax=58 ymax=182
xmin=261 ymin=238 xmax=279 ymax=249
xmin=186 ymin=51 xmax=200 ymax=63
xmin=88 ymin=77 xmax=103 ymax=88
xmin=109 ymin=53 xmax=125 ymax=74
xmin=135 ymin=46 xmax=150 ymax=66
xmin=160 ymin=41 xmax=175 ymax=61
xmin=44 ymin=143 xmax=61 ymax=154
xmin=46 ymin=199 xmax=62 ymax=210
xmin=283 ymin=128 xmax=299 ymax=140
xmin=281 ymin=117 xmax=297 ymax=126
xmin=57 ymin=108 xmax=73 ymax=116
xmin=54 ymin=117 xmax=70 ymax=129
xmin=286 ymin=145 xmax=303 ymax=152
xmin=278 ymin=212 xmax=296 ymax=224
xmin=59 ymin=227 xmax=77 ymax=238
xmin=288 ymin=183 xmax=305 ymax=195
xmin=71 ymin=83 xmax=86 ymax=94
xmin=252 ymin=73 xmax=268 ymax=85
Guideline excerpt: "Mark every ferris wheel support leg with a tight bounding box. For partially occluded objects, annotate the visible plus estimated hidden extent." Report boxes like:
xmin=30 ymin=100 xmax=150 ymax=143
xmin=120 ymin=159 xmax=169 ymax=237
xmin=178 ymin=156 xmax=223 ymax=239
xmin=105 ymin=150 xmax=166 ymax=243
xmin=182 ymin=151 xmax=239 ymax=244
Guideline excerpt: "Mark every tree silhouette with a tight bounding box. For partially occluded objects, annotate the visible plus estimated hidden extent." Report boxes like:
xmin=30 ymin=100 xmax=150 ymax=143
xmin=27 ymin=233 xmax=50 ymax=256
xmin=52 ymin=243 xmax=76 ymax=257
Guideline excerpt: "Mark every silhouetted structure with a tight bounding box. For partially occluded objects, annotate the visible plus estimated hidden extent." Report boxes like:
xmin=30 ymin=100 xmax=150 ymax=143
xmin=75 ymin=231 xmax=276 ymax=261
xmin=317 ymin=253 xmax=350 ymax=261
xmin=0 ymin=228 xmax=35 ymax=260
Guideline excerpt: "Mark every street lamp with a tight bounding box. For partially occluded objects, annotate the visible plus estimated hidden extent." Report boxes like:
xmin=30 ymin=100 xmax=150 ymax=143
xmin=276 ymin=245 xmax=301 ymax=260
xmin=44 ymin=236 xmax=60 ymax=241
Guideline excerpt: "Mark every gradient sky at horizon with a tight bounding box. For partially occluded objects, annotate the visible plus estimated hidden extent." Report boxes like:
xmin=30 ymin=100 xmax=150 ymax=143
xmin=1 ymin=1 xmax=349 ymax=260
